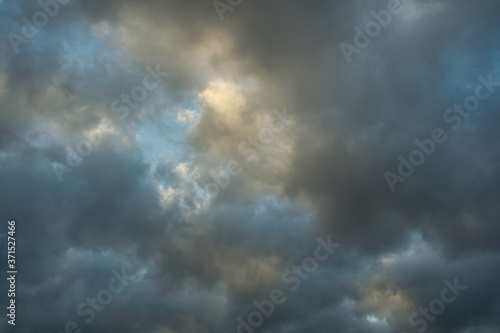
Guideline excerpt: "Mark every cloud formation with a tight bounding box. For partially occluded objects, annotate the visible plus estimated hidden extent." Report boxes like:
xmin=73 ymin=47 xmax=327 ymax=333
xmin=0 ymin=0 xmax=500 ymax=332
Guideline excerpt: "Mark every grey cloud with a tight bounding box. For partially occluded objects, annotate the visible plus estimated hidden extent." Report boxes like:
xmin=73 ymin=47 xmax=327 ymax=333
xmin=0 ymin=0 xmax=499 ymax=332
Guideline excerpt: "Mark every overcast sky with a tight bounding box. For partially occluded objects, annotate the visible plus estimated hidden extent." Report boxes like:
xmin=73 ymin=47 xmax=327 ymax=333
xmin=1 ymin=0 xmax=500 ymax=332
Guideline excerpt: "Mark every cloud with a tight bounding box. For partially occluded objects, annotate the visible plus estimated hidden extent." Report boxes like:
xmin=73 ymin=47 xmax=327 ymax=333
xmin=1 ymin=0 xmax=500 ymax=332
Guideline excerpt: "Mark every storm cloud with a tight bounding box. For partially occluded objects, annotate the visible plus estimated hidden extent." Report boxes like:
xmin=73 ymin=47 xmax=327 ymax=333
xmin=0 ymin=0 xmax=499 ymax=332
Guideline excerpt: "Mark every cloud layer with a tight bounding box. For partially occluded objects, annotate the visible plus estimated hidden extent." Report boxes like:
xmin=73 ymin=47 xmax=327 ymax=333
xmin=1 ymin=0 xmax=500 ymax=332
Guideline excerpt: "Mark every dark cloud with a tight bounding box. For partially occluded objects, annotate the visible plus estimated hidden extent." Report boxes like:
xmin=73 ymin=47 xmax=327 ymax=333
xmin=0 ymin=0 xmax=499 ymax=332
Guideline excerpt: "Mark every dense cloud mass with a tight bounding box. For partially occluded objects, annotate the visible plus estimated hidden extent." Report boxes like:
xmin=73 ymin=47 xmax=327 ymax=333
xmin=0 ymin=0 xmax=499 ymax=332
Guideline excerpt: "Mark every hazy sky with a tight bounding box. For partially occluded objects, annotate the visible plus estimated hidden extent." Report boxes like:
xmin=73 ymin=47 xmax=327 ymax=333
xmin=1 ymin=0 xmax=499 ymax=332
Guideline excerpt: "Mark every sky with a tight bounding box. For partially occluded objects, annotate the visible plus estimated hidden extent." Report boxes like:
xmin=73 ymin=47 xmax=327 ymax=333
xmin=0 ymin=0 xmax=500 ymax=332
